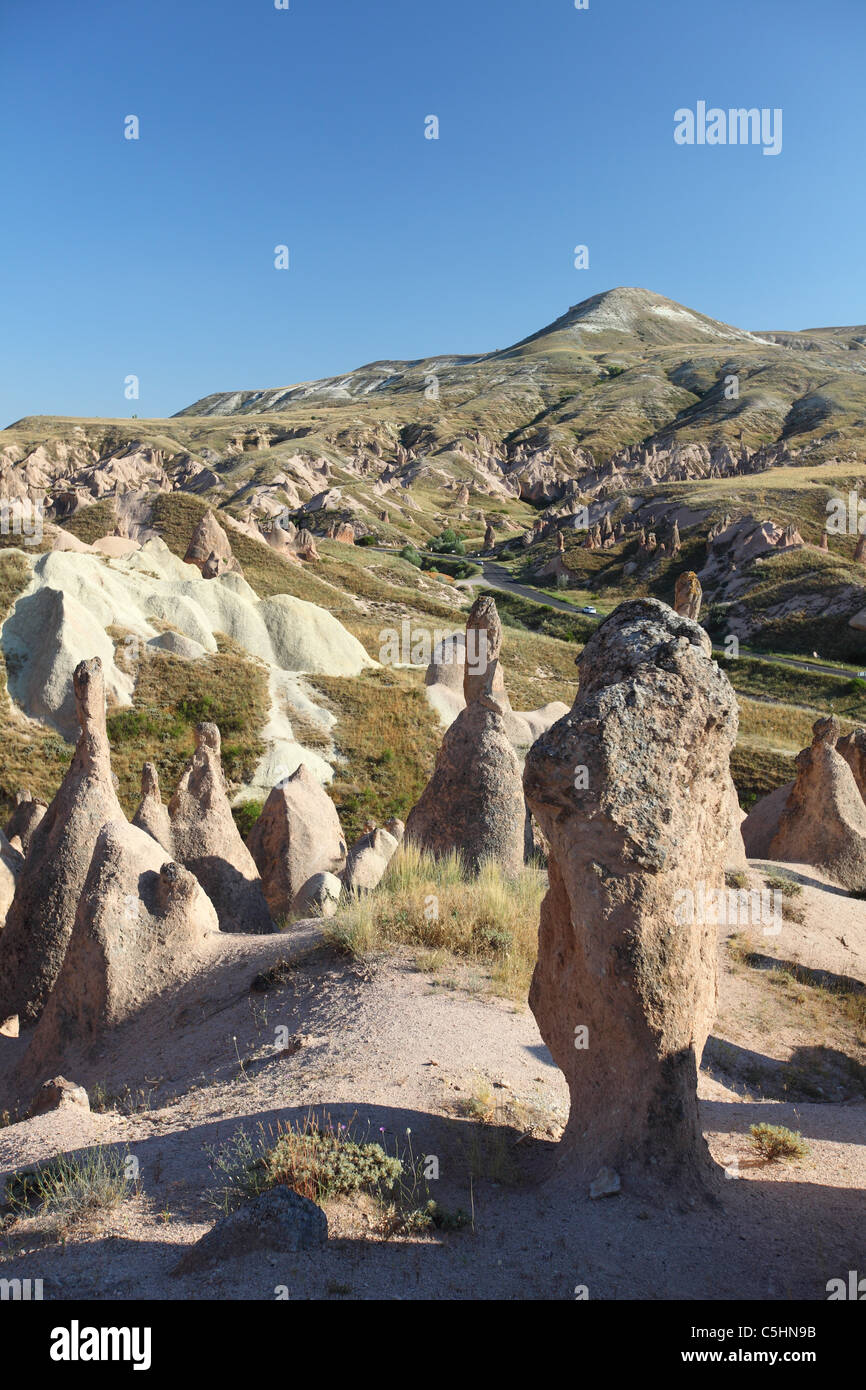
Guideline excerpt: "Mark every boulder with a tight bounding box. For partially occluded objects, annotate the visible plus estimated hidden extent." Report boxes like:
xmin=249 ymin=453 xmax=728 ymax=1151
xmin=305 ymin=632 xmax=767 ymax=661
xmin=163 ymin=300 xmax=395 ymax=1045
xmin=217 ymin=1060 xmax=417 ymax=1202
xmin=291 ymin=871 xmax=342 ymax=918
xmin=4 ymin=790 xmax=47 ymax=856
xmin=0 ymin=658 xmax=126 ymax=1024
xmin=343 ymin=827 xmax=399 ymax=894
xmin=769 ymin=716 xmax=866 ymax=890
xmin=131 ymin=762 xmax=173 ymax=854
xmin=27 ymin=1076 xmax=90 ymax=1117
xmin=523 ymin=598 xmax=738 ymax=1186
xmin=23 ymin=820 xmax=219 ymax=1073
xmin=246 ymin=764 xmax=347 ymax=919
xmin=405 ymin=663 xmax=526 ymax=875
xmin=173 ymin=1187 xmax=327 ymax=1275
xmin=169 ymin=723 xmax=276 ymax=934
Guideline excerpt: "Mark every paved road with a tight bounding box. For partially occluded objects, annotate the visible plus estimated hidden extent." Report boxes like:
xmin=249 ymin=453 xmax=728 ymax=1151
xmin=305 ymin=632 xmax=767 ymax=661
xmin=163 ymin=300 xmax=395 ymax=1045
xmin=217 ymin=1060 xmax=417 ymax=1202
xmin=373 ymin=547 xmax=863 ymax=683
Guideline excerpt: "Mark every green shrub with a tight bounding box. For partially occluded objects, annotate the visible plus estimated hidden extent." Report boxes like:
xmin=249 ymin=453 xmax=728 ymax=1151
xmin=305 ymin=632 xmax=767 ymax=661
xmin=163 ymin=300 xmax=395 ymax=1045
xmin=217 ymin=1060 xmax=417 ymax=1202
xmin=748 ymin=1123 xmax=809 ymax=1162
xmin=232 ymin=799 xmax=263 ymax=838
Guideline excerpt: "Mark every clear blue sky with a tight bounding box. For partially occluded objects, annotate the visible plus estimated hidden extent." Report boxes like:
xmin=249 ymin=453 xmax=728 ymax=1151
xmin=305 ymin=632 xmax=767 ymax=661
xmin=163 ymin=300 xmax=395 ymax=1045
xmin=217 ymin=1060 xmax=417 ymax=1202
xmin=1 ymin=0 xmax=863 ymax=424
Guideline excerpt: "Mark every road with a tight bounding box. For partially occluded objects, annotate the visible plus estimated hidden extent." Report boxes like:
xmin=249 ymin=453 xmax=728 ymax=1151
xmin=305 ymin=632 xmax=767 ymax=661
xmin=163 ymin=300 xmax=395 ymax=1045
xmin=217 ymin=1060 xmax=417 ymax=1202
xmin=372 ymin=547 xmax=862 ymax=683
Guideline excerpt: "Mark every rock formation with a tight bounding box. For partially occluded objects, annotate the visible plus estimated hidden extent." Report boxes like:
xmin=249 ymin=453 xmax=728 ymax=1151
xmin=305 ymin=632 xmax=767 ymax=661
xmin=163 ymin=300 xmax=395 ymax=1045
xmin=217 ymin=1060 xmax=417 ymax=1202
xmin=184 ymin=510 xmax=242 ymax=577
xmin=4 ymin=790 xmax=47 ymax=856
xmin=463 ymin=595 xmax=508 ymax=707
xmin=132 ymin=762 xmax=174 ymax=854
xmin=855 ymin=535 xmax=866 ymax=565
xmin=674 ymin=570 xmax=702 ymax=620
xmin=291 ymin=871 xmax=343 ymax=918
xmin=406 ymin=658 xmax=527 ymax=876
xmin=22 ymin=820 xmax=219 ymax=1076
xmin=0 ymin=831 xmax=23 ymax=927
xmin=0 ymin=658 xmax=126 ymax=1024
xmin=769 ymin=716 xmax=866 ymax=889
xmin=741 ymin=782 xmax=795 ymax=858
xmin=169 ymin=723 xmax=276 ymax=933
xmin=246 ymin=763 xmax=347 ymax=919
xmin=342 ymin=826 xmax=399 ymax=894
xmin=523 ymin=598 xmax=738 ymax=1186
xmin=836 ymin=727 xmax=866 ymax=803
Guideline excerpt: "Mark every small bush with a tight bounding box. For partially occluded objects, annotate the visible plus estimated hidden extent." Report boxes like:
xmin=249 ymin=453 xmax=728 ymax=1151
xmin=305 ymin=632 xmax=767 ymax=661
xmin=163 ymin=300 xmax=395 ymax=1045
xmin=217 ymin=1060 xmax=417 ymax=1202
xmin=4 ymin=1147 xmax=134 ymax=1228
xmin=400 ymin=545 xmax=422 ymax=568
xmin=748 ymin=1123 xmax=809 ymax=1162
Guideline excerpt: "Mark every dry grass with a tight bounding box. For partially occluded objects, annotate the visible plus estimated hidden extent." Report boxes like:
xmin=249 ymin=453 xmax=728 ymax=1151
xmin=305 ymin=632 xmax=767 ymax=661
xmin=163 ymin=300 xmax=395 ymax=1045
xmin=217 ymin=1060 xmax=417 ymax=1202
xmin=309 ymin=668 xmax=442 ymax=843
xmin=325 ymin=841 xmax=545 ymax=998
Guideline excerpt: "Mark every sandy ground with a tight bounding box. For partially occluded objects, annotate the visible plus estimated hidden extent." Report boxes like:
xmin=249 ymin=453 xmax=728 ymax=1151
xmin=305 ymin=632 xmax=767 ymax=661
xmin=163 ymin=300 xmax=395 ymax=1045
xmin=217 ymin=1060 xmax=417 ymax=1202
xmin=0 ymin=862 xmax=863 ymax=1301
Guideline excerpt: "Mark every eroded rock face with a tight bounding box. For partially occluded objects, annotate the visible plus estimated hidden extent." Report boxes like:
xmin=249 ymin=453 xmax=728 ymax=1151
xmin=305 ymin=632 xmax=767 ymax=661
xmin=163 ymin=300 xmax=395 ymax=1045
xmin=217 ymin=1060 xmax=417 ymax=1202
xmin=0 ymin=831 xmax=23 ymax=927
xmin=523 ymin=598 xmax=738 ymax=1186
xmin=22 ymin=820 xmax=219 ymax=1076
xmin=463 ymin=595 xmax=507 ymax=707
xmin=836 ymin=728 xmax=866 ymax=804
xmin=674 ymin=570 xmax=702 ymax=620
xmin=0 ymin=658 xmax=126 ymax=1025
xmin=741 ymin=782 xmax=794 ymax=857
xmin=769 ymin=717 xmax=866 ymax=889
xmin=4 ymin=790 xmax=47 ymax=856
xmin=184 ymin=510 xmax=242 ymax=577
xmin=132 ymin=762 xmax=174 ymax=854
xmin=405 ymin=664 xmax=526 ymax=875
xmin=169 ymin=723 xmax=275 ymax=934
xmin=246 ymin=764 xmax=347 ymax=919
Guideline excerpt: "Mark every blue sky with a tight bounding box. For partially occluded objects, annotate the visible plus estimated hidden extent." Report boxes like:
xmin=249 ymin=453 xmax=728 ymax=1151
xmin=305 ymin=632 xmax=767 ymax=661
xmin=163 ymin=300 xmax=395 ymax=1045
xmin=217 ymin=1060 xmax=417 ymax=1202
xmin=1 ymin=0 xmax=863 ymax=424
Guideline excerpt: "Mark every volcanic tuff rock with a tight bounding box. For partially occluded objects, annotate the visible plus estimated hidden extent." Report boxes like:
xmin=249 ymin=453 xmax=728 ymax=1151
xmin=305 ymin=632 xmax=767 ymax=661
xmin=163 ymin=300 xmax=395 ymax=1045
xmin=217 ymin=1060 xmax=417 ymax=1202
xmin=132 ymin=762 xmax=174 ymax=854
xmin=769 ymin=716 xmax=866 ymax=890
xmin=169 ymin=723 xmax=275 ymax=934
xmin=836 ymin=727 xmax=866 ymax=804
xmin=741 ymin=782 xmax=795 ymax=858
xmin=4 ymin=790 xmax=47 ymax=856
xmin=406 ymin=662 xmax=527 ymax=875
xmin=674 ymin=570 xmax=702 ymax=621
xmin=0 ymin=831 xmax=23 ymax=927
xmin=0 ymin=658 xmax=126 ymax=1025
xmin=523 ymin=598 xmax=738 ymax=1185
xmin=22 ymin=820 xmax=218 ymax=1078
xmin=342 ymin=826 xmax=399 ymax=894
xmin=246 ymin=763 xmax=347 ymax=919
xmin=184 ymin=510 xmax=242 ymax=577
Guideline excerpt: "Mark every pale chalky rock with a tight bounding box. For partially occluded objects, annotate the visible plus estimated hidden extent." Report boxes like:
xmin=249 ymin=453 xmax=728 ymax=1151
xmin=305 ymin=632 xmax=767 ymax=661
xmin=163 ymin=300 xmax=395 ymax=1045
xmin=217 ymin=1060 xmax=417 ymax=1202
xmin=22 ymin=820 xmax=219 ymax=1076
xmin=246 ymin=763 xmax=346 ymax=918
xmin=4 ymin=790 xmax=47 ymax=856
xmin=405 ymin=663 xmax=526 ymax=875
xmin=0 ymin=658 xmax=126 ymax=1024
xmin=524 ymin=598 xmax=738 ymax=1187
xmin=769 ymin=716 xmax=866 ymax=890
xmin=343 ymin=827 xmax=399 ymax=894
xmin=132 ymin=762 xmax=174 ymax=854
xmin=169 ymin=723 xmax=275 ymax=934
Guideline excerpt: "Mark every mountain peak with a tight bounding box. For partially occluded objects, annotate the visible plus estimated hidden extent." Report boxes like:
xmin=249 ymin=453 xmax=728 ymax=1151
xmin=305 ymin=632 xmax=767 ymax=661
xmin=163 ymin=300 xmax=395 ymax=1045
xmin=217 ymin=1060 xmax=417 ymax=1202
xmin=517 ymin=287 xmax=769 ymax=350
